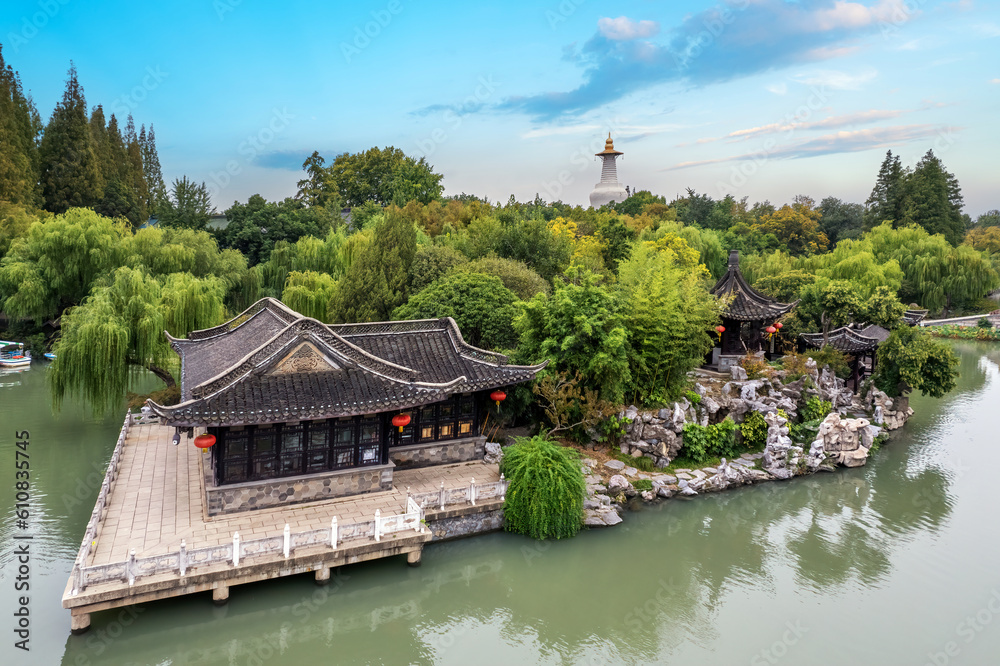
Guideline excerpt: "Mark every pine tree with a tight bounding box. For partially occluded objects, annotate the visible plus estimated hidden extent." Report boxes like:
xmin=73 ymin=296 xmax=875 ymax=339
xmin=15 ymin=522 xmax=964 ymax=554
xmin=140 ymin=124 xmax=166 ymax=211
xmin=123 ymin=115 xmax=148 ymax=224
xmin=0 ymin=45 xmax=42 ymax=205
xmin=864 ymin=150 xmax=908 ymax=229
xmin=904 ymin=150 xmax=965 ymax=246
xmin=38 ymin=63 xmax=103 ymax=213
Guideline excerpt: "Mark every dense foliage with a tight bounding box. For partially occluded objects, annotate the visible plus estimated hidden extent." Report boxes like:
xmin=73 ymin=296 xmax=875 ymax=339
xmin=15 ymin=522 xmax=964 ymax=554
xmin=499 ymin=436 xmax=585 ymax=540
xmin=681 ymin=419 xmax=739 ymax=464
xmin=873 ymin=327 xmax=959 ymax=398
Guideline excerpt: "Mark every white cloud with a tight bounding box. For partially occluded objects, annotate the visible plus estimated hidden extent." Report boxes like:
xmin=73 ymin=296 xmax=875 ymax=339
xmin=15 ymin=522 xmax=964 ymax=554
xmin=597 ymin=16 xmax=660 ymax=41
xmin=766 ymin=82 xmax=788 ymax=95
xmin=793 ymin=68 xmax=878 ymax=90
xmin=808 ymin=0 xmax=913 ymax=32
xmin=991 ymin=78 xmax=1000 ymax=85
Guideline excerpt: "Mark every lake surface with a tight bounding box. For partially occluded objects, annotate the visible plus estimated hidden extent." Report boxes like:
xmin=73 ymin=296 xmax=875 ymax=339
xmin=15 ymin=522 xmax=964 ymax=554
xmin=2 ymin=342 xmax=999 ymax=665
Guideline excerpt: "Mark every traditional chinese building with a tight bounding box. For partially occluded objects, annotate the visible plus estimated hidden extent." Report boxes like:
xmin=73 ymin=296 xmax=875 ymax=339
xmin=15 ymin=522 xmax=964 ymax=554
xmin=710 ymin=250 xmax=798 ymax=371
xmin=147 ymin=298 xmax=544 ymax=515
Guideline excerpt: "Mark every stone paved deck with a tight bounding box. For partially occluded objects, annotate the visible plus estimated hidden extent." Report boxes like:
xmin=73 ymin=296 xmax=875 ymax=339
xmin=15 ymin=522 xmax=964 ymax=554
xmin=89 ymin=423 xmax=500 ymax=567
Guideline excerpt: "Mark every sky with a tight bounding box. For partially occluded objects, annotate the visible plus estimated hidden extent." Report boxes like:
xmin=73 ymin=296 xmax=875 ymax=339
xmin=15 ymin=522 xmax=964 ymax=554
xmin=2 ymin=0 xmax=998 ymax=216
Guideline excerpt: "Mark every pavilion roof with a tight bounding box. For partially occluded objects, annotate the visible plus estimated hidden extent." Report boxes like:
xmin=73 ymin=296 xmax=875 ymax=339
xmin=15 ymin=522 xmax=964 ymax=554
xmin=148 ymin=298 xmax=544 ymax=427
xmin=903 ymin=309 xmax=929 ymax=326
xmin=710 ymin=250 xmax=798 ymax=321
xmin=799 ymin=323 xmax=889 ymax=354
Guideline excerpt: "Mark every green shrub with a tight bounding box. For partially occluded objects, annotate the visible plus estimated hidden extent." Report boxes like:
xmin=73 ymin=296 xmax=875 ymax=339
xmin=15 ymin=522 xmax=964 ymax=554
xmin=790 ymin=418 xmax=821 ymax=445
xmin=927 ymin=324 xmax=1000 ymax=341
xmin=739 ymin=352 xmax=769 ymax=379
xmin=597 ymin=414 xmax=632 ymax=444
xmin=740 ymin=411 xmax=768 ymax=450
xmin=800 ymin=396 xmax=832 ymax=423
xmin=808 ymin=346 xmax=851 ymax=379
xmin=977 ymin=317 xmax=992 ymax=329
xmin=681 ymin=418 xmax=738 ymax=464
xmin=684 ymin=390 xmax=701 ymax=405
xmin=499 ymin=436 xmax=585 ymax=540
xmin=632 ymin=479 xmax=653 ymax=492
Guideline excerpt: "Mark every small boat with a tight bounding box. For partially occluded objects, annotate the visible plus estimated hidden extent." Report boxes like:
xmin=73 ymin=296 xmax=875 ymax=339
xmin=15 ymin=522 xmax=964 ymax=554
xmin=0 ymin=341 xmax=32 ymax=368
xmin=44 ymin=352 xmax=57 ymax=360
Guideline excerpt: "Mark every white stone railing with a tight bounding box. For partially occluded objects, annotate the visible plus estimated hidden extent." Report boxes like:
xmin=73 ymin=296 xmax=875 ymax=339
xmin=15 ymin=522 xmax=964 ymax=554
xmin=409 ymin=475 xmax=508 ymax=511
xmin=68 ymin=411 xmax=141 ymax=595
xmin=72 ymin=495 xmax=424 ymax=594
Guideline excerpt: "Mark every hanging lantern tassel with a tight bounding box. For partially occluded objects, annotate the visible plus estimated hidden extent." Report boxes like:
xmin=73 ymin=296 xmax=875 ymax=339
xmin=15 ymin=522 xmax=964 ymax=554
xmin=715 ymin=324 xmax=726 ymax=343
xmin=490 ymin=390 xmax=507 ymax=410
xmin=391 ymin=413 xmax=411 ymax=432
xmin=765 ymin=325 xmax=777 ymax=341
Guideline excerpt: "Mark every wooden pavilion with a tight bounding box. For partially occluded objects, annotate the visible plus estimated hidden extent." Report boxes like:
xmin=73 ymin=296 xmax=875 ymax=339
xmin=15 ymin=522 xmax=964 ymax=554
xmin=709 ymin=250 xmax=798 ymax=371
xmin=147 ymin=298 xmax=544 ymax=515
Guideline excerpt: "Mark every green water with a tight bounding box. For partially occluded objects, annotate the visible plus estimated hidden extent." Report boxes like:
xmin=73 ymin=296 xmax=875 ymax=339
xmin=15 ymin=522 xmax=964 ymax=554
xmin=2 ymin=342 xmax=1000 ymax=665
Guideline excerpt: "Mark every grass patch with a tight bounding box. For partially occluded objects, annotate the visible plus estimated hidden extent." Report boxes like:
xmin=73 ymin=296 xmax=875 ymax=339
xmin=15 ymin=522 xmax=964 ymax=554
xmin=631 ymin=479 xmax=653 ymax=492
xmin=612 ymin=451 xmax=656 ymax=472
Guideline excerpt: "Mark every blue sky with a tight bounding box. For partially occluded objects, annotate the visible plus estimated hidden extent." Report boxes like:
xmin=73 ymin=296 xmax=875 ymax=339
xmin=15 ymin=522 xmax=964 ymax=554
xmin=3 ymin=0 xmax=998 ymax=215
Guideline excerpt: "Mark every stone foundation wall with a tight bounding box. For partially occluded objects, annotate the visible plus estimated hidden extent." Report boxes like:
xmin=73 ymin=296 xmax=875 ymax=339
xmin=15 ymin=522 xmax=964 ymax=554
xmin=426 ymin=508 xmax=504 ymax=541
xmin=389 ymin=436 xmax=485 ymax=470
xmin=205 ymin=463 xmax=394 ymax=516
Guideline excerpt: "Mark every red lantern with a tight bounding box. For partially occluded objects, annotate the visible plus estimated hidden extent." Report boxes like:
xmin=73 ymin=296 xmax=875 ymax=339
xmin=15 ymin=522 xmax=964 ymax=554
xmin=715 ymin=325 xmax=726 ymax=334
xmin=194 ymin=433 xmax=216 ymax=449
xmin=490 ymin=390 xmax=507 ymax=409
xmin=775 ymin=322 xmax=783 ymax=330
xmin=766 ymin=326 xmax=777 ymax=334
xmin=392 ymin=413 xmax=411 ymax=432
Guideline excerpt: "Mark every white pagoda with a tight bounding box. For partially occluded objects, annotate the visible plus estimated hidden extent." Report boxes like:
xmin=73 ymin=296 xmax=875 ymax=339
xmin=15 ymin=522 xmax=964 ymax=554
xmin=588 ymin=134 xmax=628 ymax=208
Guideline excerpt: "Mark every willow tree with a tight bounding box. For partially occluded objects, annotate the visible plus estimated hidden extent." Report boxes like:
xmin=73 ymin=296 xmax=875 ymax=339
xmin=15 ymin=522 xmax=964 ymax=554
xmin=49 ymin=266 xmax=226 ymax=413
xmin=0 ymin=208 xmax=130 ymax=321
xmin=281 ymin=271 xmax=337 ymax=322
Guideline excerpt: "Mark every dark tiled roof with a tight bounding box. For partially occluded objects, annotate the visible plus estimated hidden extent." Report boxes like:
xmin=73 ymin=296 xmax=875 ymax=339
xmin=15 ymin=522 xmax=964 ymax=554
xmin=150 ymin=299 xmax=544 ymax=427
xmin=903 ymin=309 xmax=929 ymax=326
xmin=800 ymin=325 xmax=885 ymax=353
xmin=711 ymin=250 xmax=797 ymax=321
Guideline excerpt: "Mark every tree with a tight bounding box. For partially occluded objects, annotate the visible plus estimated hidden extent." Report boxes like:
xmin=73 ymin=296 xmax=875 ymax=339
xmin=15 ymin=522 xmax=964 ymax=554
xmin=617 ymin=243 xmax=719 ymax=405
xmin=0 ymin=208 xmax=131 ymax=321
xmin=612 ymin=190 xmax=664 ymax=217
xmin=322 ymin=147 xmax=443 ymax=207
xmin=295 ymin=151 xmax=340 ymax=209
xmin=49 ymin=266 xmax=226 ymax=414
xmin=861 ymin=285 xmax=906 ymax=329
xmin=393 ymin=272 xmax=520 ymax=350
xmin=818 ymin=196 xmax=864 ymax=245
xmin=975 ymin=209 xmax=1000 ymax=228
xmin=157 ymin=176 xmax=212 ymax=231
xmin=865 ymin=150 xmax=907 ymax=229
xmin=499 ymin=436 xmax=585 ymax=540
xmin=0 ymin=45 xmax=42 ymax=205
xmin=965 ymin=226 xmax=1000 ymax=255
xmin=750 ymin=196 xmax=829 ymax=255
xmin=0 ymin=202 xmax=38 ymax=258
xmin=38 ymin=64 xmax=102 ymax=213
xmin=407 ymin=244 xmax=467 ymax=293
xmin=453 ymin=256 xmax=551 ymax=301
xmin=218 ymin=194 xmax=337 ymax=265
xmin=873 ymin=326 xmax=958 ymax=398
xmin=903 ymin=150 xmax=965 ymax=246
xmin=754 ymin=269 xmax=816 ymax=303
xmin=140 ymin=124 xmax=167 ymax=210
xmin=515 ymin=267 xmax=630 ymax=402
xmin=122 ymin=115 xmax=149 ymax=223
xmin=328 ymin=210 xmax=416 ymax=322
xmin=281 ymin=270 xmax=337 ymax=322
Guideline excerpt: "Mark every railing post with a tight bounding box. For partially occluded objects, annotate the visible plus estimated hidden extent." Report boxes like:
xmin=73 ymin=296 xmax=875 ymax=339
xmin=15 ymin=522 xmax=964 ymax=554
xmin=179 ymin=540 xmax=187 ymax=576
xmin=500 ymin=473 xmax=506 ymax=501
xmin=331 ymin=517 xmax=338 ymax=550
xmin=374 ymin=509 xmax=381 ymax=542
xmin=470 ymin=478 xmax=476 ymax=506
xmin=439 ymin=481 xmax=445 ymax=511
xmin=283 ymin=523 xmax=291 ymax=559
xmin=232 ymin=532 xmax=240 ymax=566
xmin=127 ymin=548 xmax=136 ymax=586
